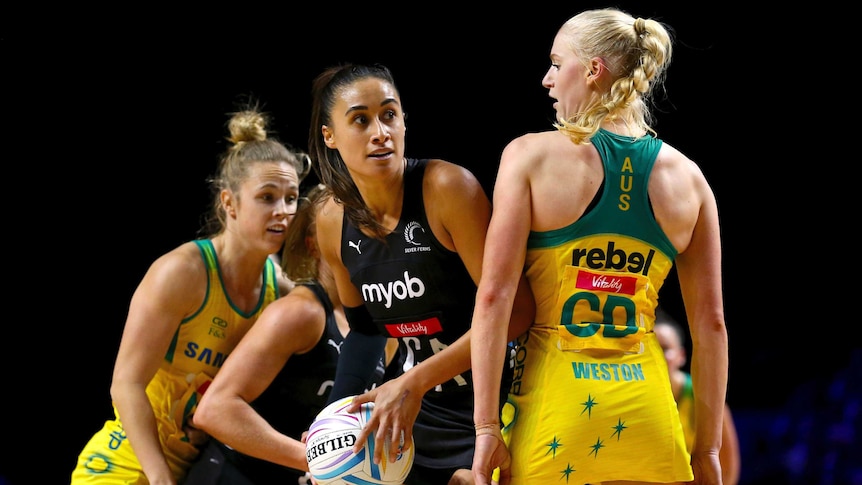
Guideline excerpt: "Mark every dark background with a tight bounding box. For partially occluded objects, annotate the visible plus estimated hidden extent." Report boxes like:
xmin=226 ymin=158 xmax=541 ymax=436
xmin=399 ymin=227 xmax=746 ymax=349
xmin=6 ymin=3 xmax=856 ymax=484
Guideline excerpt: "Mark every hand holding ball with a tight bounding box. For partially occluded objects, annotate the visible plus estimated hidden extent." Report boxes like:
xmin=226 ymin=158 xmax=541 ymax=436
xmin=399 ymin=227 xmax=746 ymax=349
xmin=306 ymin=396 xmax=414 ymax=485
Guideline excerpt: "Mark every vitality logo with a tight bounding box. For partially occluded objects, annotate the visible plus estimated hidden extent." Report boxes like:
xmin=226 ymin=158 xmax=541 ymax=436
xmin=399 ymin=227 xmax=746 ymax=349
xmin=385 ymin=316 xmax=443 ymax=337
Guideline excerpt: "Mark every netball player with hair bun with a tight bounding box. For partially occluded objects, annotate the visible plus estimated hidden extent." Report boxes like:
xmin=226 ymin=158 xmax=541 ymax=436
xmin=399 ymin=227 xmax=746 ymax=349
xmin=71 ymin=105 xmax=308 ymax=485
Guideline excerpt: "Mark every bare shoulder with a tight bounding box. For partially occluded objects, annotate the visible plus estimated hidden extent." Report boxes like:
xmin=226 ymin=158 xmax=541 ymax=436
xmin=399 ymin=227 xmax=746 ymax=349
xmin=316 ymin=195 xmax=344 ymax=231
xmin=497 ymin=131 xmax=566 ymax=199
xmin=502 ymin=131 xmax=550 ymax=159
xmin=280 ymin=285 xmax=327 ymax=321
xmin=421 ymin=159 xmax=491 ymax=252
xmin=423 ymin=158 xmax=487 ymax=201
xmin=499 ymin=130 xmax=602 ymax=222
xmin=136 ymin=241 xmax=207 ymax=313
xmin=315 ymin=195 xmax=343 ymax=259
xmin=654 ymin=142 xmax=708 ymax=177
xmin=264 ymin=285 xmax=326 ymax=335
xmin=650 ymin=142 xmax=716 ymax=253
xmin=651 ymin=142 xmax=713 ymax=201
xmin=148 ymin=241 xmax=206 ymax=282
xmin=501 ymin=130 xmax=589 ymax=170
xmin=236 ymin=284 xmax=326 ymax=355
xmin=318 ymin=192 xmax=343 ymax=217
xmin=424 ymin=158 xmax=481 ymax=186
xmin=508 ymin=130 xmax=570 ymax=150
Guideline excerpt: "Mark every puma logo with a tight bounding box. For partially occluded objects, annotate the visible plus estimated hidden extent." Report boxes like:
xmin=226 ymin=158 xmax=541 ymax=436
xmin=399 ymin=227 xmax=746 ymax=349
xmin=327 ymin=338 xmax=343 ymax=353
xmin=348 ymin=240 xmax=362 ymax=254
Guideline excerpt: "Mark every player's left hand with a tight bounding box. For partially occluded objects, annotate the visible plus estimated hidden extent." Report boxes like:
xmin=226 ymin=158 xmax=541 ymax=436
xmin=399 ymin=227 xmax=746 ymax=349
xmin=473 ymin=431 xmax=511 ymax=485
xmin=690 ymin=450 xmax=722 ymax=484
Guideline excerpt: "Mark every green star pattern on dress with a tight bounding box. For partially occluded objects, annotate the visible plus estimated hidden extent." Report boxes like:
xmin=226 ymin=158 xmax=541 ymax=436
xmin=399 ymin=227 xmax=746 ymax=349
xmin=611 ymin=417 xmax=627 ymax=440
xmin=580 ymin=394 xmax=598 ymax=418
xmin=545 ymin=435 xmax=562 ymax=457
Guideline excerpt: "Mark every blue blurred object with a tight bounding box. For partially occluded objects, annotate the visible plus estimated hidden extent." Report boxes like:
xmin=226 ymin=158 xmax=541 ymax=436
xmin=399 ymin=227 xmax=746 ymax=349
xmin=735 ymin=349 xmax=862 ymax=484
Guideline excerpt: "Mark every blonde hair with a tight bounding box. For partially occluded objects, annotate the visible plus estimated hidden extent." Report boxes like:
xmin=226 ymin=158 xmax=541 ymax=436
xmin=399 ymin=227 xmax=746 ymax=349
xmin=200 ymin=105 xmax=311 ymax=237
xmin=554 ymin=8 xmax=673 ymax=144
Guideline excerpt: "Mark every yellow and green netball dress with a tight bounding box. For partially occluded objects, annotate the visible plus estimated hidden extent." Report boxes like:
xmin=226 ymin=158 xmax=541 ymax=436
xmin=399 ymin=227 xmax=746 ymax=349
xmin=71 ymin=239 xmax=279 ymax=484
xmin=676 ymin=371 xmax=697 ymax=454
xmin=503 ymin=129 xmax=693 ymax=484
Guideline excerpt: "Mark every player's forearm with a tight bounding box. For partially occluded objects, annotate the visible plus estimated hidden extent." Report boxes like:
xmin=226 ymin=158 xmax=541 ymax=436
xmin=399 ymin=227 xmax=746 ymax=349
xmin=112 ymin=387 xmax=174 ymax=484
xmin=471 ymin=347 xmax=506 ymax=426
xmin=471 ymin=316 xmax=510 ymax=425
xmin=690 ymin=322 xmax=728 ymax=454
xmin=406 ymin=333 xmax=472 ymax=393
xmin=471 ymin=278 xmax=523 ymax=425
xmin=240 ymin=428 xmax=309 ymax=471
xmin=195 ymin=397 xmax=307 ymax=470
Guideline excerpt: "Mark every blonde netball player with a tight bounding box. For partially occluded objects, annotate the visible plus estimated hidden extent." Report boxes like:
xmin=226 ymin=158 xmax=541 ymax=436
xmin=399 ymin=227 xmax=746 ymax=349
xmin=71 ymin=106 xmax=310 ymax=485
xmin=469 ymin=8 xmax=728 ymax=485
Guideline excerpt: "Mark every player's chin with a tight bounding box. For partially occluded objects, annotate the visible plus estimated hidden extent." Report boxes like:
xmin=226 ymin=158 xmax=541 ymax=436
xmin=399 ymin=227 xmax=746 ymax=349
xmin=263 ymin=233 xmax=287 ymax=251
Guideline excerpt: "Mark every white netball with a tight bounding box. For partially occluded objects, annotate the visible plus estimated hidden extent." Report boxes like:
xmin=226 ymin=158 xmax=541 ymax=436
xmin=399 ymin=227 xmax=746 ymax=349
xmin=305 ymin=395 xmax=414 ymax=485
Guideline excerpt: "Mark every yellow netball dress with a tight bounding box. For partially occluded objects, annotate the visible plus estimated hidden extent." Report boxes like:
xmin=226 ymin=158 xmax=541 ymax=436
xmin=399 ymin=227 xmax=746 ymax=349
xmin=71 ymin=239 xmax=279 ymax=484
xmin=503 ymin=129 xmax=693 ymax=484
xmin=676 ymin=372 xmax=697 ymax=454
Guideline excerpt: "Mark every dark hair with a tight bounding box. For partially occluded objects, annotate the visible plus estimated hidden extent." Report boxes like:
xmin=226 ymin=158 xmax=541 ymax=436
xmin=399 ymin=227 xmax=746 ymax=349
xmin=281 ymin=184 xmax=328 ymax=283
xmin=308 ymin=63 xmax=399 ymax=240
xmin=200 ymin=104 xmax=311 ymax=238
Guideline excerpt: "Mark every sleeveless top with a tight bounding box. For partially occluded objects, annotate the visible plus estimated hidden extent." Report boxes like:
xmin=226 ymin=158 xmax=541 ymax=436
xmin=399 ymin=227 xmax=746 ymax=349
xmin=163 ymin=238 xmax=279 ymax=451
xmin=525 ymin=129 xmax=675 ymax=334
xmin=166 ymin=239 xmax=279 ymax=377
xmin=340 ymin=158 xmax=487 ymax=469
xmin=71 ymin=239 xmax=279 ymax=484
xmin=503 ymin=130 xmax=692 ymax=483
